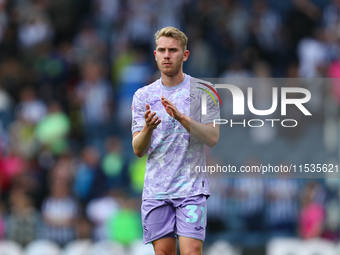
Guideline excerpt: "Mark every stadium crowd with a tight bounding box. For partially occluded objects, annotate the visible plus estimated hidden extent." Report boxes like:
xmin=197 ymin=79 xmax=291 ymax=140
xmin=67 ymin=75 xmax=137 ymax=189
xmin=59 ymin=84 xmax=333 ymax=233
xmin=0 ymin=0 xmax=339 ymax=250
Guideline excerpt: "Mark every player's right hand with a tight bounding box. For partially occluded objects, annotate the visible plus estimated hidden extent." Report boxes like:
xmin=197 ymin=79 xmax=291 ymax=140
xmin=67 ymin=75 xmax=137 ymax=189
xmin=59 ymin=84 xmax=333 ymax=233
xmin=145 ymin=103 xmax=161 ymax=130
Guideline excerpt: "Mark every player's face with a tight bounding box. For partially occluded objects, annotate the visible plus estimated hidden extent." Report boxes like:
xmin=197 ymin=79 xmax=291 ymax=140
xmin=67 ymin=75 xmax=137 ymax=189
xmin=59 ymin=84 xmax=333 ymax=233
xmin=154 ymin=36 xmax=189 ymax=77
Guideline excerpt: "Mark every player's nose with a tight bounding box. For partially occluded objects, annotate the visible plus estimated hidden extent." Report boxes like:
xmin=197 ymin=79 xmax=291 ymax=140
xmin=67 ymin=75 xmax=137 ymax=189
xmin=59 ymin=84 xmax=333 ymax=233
xmin=164 ymin=49 xmax=170 ymax=58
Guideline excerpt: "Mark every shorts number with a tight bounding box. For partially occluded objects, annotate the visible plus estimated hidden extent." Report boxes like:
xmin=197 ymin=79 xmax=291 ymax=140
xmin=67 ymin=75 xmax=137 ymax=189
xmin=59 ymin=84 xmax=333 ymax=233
xmin=185 ymin=205 xmax=205 ymax=226
xmin=200 ymin=206 xmax=205 ymax=226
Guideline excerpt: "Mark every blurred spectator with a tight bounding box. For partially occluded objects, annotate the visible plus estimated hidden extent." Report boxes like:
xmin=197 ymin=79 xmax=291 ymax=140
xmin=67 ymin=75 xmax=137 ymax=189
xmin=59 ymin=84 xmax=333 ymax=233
xmin=33 ymin=43 xmax=70 ymax=86
xmin=16 ymin=86 xmax=47 ymax=125
xmin=206 ymin=176 xmax=230 ymax=233
xmin=297 ymin=28 xmax=328 ymax=120
xmin=298 ymin=28 xmax=329 ymax=78
xmin=286 ymin=0 xmax=321 ymax=60
xmin=249 ymin=62 xmax=277 ymax=144
xmin=205 ymin=151 xmax=231 ymax=234
xmin=0 ymin=83 xmax=13 ymax=128
xmin=8 ymin=162 xmax=42 ymax=201
xmin=49 ymin=155 xmax=74 ymax=187
xmin=249 ymin=0 xmax=283 ymax=67
xmin=0 ymin=202 xmax=4 ymax=239
xmin=75 ymin=59 xmax=114 ymax=151
xmin=86 ymin=191 xmax=120 ymax=240
xmin=323 ymin=192 xmax=339 ymax=241
xmin=18 ymin=13 xmax=54 ymax=48
xmin=154 ymin=0 xmax=183 ymax=32
xmin=125 ymin=0 xmax=156 ymax=51
xmin=92 ymin=0 xmax=121 ymax=42
xmin=233 ymin=159 xmax=265 ymax=232
xmin=0 ymin=121 xmax=9 ymax=154
xmin=74 ymin=216 xmax=93 ymax=240
xmin=323 ymin=0 xmax=340 ymax=35
xmin=218 ymin=58 xmax=252 ymax=119
xmin=8 ymin=114 xmax=38 ymax=159
xmin=106 ymin=196 xmax=142 ymax=246
xmin=299 ymin=181 xmax=325 ymax=239
xmin=265 ymin=175 xmax=300 ymax=236
xmin=328 ymin=55 xmax=340 ymax=105
xmin=111 ymin=40 xmax=135 ymax=87
xmin=101 ymin=136 xmax=127 ymax=190
xmin=279 ymin=79 xmax=308 ymax=138
xmin=35 ymin=101 xmax=70 ymax=155
xmin=323 ymin=0 xmax=340 ymax=61
xmin=40 ymin=179 xmax=79 ymax=246
xmin=117 ymin=50 xmax=151 ymax=132
xmin=186 ymin=27 xmax=216 ymax=77
xmin=219 ymin=59 xmax=252 ymax=81
xmin=46 ymin=0 xmax=78 ymax=42
xmin=73 ymin=25 xmax=107 ymax=61
xmin=0 ymin=59 xmax=27 ymax=96
xmin=0 ymin=146 xmax=26 ymax=193
xmin=73 ymin=146 xmax=107 ymax=204
xmin=224 ymin=1 xmax=249 ymax=50
xmin=128 ymin=155 xmax=147 ymax=196
xmin=6 ymin=190 xmax=40 ymax=246
xmin=0 ymin=0 xmax=7 ymax=43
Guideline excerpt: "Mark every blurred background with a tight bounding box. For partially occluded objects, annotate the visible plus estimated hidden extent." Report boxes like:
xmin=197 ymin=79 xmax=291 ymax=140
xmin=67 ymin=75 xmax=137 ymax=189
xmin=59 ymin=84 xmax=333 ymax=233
xmin=0 ymin=0 xmax=339 ymax=254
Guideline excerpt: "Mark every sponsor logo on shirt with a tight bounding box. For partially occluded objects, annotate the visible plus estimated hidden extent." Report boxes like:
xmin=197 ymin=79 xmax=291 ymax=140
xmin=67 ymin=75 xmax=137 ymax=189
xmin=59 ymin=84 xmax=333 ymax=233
xmin=149 ymin=99 xmax=161 ymax=107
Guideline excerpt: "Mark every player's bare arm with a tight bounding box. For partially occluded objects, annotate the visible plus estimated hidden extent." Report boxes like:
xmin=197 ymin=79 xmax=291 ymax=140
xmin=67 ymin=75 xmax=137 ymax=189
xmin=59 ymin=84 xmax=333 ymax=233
xmin=161 ymin=96 xmax=219 ymax=148
xmin=132 ymin=103 xmax=161 ymax=157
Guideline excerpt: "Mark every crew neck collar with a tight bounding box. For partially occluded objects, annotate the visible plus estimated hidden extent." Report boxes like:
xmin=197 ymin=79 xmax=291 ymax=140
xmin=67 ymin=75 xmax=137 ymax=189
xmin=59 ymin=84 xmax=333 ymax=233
xmin=158 ymin=74 xmax=188 ymax=90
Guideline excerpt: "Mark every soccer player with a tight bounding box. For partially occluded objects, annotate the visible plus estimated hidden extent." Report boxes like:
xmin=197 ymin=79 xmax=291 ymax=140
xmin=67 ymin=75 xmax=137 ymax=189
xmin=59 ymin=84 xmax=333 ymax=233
xmin=131 ymin=27 xmax=220 ymax=255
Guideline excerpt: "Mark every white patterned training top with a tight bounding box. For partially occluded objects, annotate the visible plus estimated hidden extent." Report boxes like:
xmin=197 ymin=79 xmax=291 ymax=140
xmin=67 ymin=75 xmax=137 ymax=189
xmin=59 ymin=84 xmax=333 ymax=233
xmin=132 ymin=74 xmax=220 ymax=200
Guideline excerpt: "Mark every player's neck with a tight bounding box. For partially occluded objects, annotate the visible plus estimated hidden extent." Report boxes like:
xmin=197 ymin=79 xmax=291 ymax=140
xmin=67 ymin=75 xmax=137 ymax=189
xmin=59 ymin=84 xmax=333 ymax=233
xmin=161 ymin=72 xmax=185 ymax=87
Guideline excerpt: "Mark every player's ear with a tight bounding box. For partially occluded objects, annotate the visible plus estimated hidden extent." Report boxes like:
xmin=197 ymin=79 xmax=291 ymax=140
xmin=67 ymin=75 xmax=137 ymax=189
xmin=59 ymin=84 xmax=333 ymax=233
xmin=154 ymin=50 xmax=157 ymax=60
xmin=183 ymin=50 xmax=189 ymax=62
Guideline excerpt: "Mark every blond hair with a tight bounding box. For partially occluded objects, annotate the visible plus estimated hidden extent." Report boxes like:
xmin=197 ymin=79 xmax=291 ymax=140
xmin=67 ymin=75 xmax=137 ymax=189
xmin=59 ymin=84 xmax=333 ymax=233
xmin=155 ymin=27 xmax=188 ymax=52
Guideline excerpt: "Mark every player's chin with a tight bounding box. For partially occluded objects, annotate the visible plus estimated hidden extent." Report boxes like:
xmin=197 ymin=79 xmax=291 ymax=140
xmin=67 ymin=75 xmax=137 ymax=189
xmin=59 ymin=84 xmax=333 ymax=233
xmin=160 ymin=68 xmax=176 ymax=76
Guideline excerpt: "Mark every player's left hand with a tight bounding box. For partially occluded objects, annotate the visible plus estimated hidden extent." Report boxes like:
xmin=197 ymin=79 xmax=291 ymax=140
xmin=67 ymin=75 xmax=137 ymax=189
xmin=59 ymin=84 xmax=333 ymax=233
xmin=161 ymin=96 xmax=183 ymax=121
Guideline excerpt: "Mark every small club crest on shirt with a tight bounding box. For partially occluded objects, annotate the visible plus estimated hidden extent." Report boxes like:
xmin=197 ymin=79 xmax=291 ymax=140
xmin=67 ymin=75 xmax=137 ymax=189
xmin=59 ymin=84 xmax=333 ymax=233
xmin=184 ymin=94 xmax=195 ymax=104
